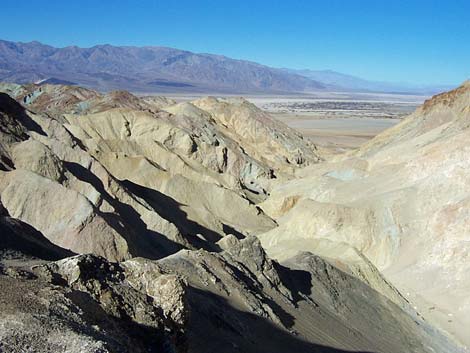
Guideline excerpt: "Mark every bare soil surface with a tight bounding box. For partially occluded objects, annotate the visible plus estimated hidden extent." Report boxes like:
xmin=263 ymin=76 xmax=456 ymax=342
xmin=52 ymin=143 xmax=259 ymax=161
xmin=247 ymin=93 xmax=425 ymax=152
xmin=269 ymin=113 xmax=398 ymax=152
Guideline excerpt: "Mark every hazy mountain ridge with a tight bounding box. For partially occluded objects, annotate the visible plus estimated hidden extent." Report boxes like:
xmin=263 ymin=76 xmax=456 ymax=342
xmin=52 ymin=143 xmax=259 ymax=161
xmin=283 ymin=68 xmax=455 ymax=94
xmin=0 ymin=40 xmax=327 ymax=93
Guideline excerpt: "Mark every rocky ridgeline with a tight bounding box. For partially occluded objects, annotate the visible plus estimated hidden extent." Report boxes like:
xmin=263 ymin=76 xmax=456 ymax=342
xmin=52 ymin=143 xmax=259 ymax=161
xmin=0 ymin=83 xmax=466 ymax=352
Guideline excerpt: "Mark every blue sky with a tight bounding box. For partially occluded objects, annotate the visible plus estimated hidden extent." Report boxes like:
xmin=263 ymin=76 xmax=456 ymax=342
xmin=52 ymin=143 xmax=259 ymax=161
xmin=1 ymin=0 xmax=469 ymax=85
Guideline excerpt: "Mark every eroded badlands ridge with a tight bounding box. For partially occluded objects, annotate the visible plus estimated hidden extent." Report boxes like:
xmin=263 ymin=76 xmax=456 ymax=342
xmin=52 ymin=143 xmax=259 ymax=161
xmin=0 ymin=82 xmax=466 ymax=352
xmin=0 ymin=83 xmax=320 ymax=261
xmin=259 ymin=80 xmax=470 ymax=346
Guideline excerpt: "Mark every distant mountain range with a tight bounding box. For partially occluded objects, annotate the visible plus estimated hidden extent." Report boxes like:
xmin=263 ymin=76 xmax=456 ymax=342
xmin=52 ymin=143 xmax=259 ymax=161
xmin=0 ymin=40 xmax=327 ymax=93
xmin=282 ymin=68 xmax=454 ymax=95
xmin=0 ymin=39 xmax=453 ymax=94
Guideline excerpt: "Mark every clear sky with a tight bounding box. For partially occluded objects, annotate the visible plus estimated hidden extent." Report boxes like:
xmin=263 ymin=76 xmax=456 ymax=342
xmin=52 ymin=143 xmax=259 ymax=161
xmin=1 ymin=0 xmax=469 ymax=85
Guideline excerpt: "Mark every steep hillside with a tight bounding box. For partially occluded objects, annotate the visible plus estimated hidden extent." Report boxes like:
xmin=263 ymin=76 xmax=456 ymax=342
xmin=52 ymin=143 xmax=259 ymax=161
xmin=258 ymin=81 xmax=470 ymax=346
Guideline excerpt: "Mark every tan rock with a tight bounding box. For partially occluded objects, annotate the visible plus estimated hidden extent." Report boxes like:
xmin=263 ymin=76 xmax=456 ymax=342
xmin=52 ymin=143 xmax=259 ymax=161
xmin=258 ymin=81 xmax=470 ymax=346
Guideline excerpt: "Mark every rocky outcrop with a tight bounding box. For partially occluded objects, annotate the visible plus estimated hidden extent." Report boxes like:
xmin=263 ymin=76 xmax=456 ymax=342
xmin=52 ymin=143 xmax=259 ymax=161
xmin=0 ymin=235 xmax=462 ymax=353
xmin=0 ymin=255 xmax=187 ymax=353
